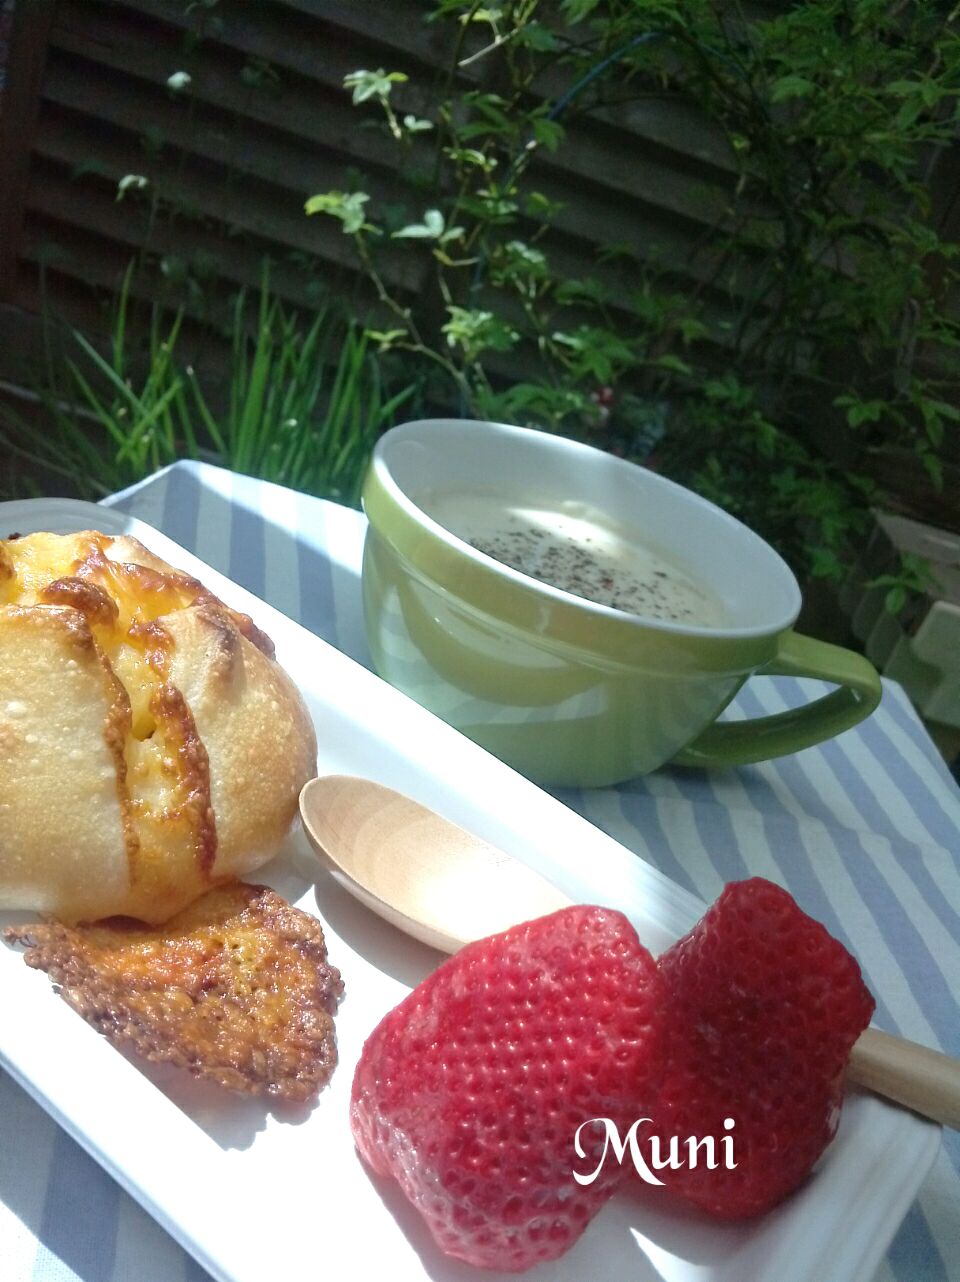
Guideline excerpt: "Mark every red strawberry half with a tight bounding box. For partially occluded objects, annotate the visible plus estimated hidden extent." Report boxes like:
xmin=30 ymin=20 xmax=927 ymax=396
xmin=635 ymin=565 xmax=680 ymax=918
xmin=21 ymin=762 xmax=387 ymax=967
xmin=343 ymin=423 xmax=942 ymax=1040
xmin=652 ymin=877 xmax=875 ymax=1218
xmin=351 ymin=905 xmax=664 ymax=1272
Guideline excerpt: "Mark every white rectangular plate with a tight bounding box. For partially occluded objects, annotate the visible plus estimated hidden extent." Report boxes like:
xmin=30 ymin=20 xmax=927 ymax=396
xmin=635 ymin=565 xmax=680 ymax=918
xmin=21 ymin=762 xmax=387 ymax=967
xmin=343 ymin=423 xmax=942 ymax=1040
xmin=0 ymin=498 xmax=940 ymax=1282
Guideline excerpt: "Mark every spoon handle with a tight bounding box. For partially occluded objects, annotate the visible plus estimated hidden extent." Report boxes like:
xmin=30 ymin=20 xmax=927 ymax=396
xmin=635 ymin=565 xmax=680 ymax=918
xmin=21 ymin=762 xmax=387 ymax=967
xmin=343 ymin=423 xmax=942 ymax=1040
xmin=848 ymin=1027 xmax=960 ymax=1128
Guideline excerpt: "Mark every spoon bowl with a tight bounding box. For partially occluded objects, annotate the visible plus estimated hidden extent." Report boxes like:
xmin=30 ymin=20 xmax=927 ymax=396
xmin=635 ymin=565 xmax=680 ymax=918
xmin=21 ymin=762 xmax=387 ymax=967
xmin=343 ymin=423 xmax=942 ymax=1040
xmin=299 ymin=774 xmax=570 ymax=952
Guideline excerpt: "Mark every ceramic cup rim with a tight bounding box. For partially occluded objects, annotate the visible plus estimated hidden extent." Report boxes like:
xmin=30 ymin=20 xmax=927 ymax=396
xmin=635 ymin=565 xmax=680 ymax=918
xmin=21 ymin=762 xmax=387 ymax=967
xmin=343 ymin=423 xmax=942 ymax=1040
xmin=367 ymin=417 xmax=803 ymax=641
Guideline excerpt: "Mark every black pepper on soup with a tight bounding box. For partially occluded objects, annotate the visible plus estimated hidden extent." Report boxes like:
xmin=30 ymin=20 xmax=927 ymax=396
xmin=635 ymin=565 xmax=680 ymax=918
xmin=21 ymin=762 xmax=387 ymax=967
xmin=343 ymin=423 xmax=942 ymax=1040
xmin=423 ymin=497 xmax=724 ymax=626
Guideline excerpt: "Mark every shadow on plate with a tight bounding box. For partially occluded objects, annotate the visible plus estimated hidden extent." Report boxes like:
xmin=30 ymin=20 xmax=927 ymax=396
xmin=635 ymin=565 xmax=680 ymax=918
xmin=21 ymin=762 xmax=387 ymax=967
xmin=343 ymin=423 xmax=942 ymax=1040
xmin=132 ymin=1055 xmax=318 ymax=1151
xmin=308 ymin=870 xmax=444 ymax=990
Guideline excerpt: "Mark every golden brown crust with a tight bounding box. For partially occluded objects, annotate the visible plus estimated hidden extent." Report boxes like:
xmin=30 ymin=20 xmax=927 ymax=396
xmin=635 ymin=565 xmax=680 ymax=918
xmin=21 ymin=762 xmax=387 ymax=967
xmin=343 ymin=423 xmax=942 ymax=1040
xmin=6 ymin=882 xmax=343 ymax=1101
xmin=152 ymin=681 xmax=218 ymax=875
xmin=101 ymin=537 xmax=276 ymax=658
xmin=160 ymin=605 xmax=317 ymax=891
xmin=0 ymin=530 xmax=317 ymax=923
xmin=40 ymin=576 xmax=120 ymax=627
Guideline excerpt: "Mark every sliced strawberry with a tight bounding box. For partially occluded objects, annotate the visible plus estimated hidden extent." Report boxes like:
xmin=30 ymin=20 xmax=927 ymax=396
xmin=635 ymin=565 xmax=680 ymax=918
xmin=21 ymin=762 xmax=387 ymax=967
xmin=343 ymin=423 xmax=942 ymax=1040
xmin=351 ymin=905 xmax=664 ymax=1272
xmin=652 ymin=877 xmax=875 ymax=1218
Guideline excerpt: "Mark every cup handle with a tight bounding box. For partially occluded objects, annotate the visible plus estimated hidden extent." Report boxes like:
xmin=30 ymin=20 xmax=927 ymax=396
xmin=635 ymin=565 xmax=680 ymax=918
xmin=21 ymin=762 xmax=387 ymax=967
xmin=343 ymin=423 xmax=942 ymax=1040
xmin=672 ymin=631 xmax=882 ymax=768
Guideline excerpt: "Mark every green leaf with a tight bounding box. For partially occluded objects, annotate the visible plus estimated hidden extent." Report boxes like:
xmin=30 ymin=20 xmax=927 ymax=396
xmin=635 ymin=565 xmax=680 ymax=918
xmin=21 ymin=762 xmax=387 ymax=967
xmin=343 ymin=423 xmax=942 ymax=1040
xmin=704 ymin=374 xmax=747 ymax=403
xmin=895 ymin=98 xmax=925 ymax=129
xmin=392 ymin=208 xmax=445 ymax=239
xmin=924 ymin=397 xmax=960 ymax=422
xmin=457 ymin=92 xmax=512 ymax=138
xmin=442 ymin=307 xmax=519 ymax=359
xmin=304 ymin=190 xmax=373 ymax=234
xmin=343 ymin=69 xmax=408 ymax=104
xmin=524 ymin=191 xmax=564 ymax=219
xmin=531 ymin=116 xmax=565 ymax=152
xmin=504 ymin=240 xmax=546 ymax=269
xmin=443 ymin=146 xmax=495 ymax=171
xmin=516 ymin=22 xmax=561 ymax=52
xmin=887 ymin=79 xmax=924 ymax=97
xmin=550 ymin=326 xmax=635 ymax=382
xmin=116 ymin=173 xmax=149 ymax=201
xmin=677 ymin=316 xmax=709 ymax=342
xmin=365 ymin=327 xmax=408 ymax=350
xmin=770 ymin=75 xmax=816 ymax=103
xmin=460 ymin=192 xmax=518 ymax=223
xmin=921 ymin=450 xmax=944 ymax=490
xmin=561 ymin=0 xmax=601 ymax=21
xmin=840 ymin=398 xmax=885 ymax=428
xmin=402 ymin=114 xmax=433 ymax=133
xmin=885 ymin=586 xmax=907 ymax=615
xmin=653 ymin=353 xmax=692 ymax=375
xmin=555 ymin=277 xmax=608 ymax=305
xmin=808 ymin=548 xmax=846 ymax=581
xmin=463 ymin=7 xmax=503 ymax=22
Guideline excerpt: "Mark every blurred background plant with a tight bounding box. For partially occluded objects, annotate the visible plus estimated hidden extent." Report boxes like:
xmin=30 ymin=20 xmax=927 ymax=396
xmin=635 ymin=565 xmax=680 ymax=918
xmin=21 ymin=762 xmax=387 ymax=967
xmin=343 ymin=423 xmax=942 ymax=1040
xmin=1 ymin=265 xmax=415 ymax=505
xmin=1 ymin=0 xmax=957 ymax=610
xmin=305 ymin=0 xmax=960 ymax=593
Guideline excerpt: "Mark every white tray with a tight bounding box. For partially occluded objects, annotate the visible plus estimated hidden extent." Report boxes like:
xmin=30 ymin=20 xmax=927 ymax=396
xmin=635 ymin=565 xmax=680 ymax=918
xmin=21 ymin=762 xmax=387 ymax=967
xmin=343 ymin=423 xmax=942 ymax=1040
xmin=0 ymin=498 xmax=940 ymax=1282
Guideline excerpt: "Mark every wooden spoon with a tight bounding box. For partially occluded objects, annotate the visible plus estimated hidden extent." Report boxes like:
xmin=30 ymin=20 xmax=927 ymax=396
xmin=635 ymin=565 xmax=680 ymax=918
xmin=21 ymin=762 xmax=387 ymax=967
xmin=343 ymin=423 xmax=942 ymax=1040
xmin=300 ymin=774 xmax=960 ymax=1129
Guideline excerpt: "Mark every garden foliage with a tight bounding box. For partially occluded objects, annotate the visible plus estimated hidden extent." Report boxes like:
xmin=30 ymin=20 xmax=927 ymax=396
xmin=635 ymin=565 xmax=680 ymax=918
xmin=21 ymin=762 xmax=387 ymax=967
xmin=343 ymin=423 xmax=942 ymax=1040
xmin=307 ymin=0 xmax=960 ymax=583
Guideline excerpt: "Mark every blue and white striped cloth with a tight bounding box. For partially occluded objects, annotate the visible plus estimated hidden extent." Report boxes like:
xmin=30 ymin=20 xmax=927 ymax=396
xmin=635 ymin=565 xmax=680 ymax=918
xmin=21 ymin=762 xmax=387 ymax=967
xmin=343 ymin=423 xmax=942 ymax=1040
xmin=1 ymin=460 xmax=957 ymax=1282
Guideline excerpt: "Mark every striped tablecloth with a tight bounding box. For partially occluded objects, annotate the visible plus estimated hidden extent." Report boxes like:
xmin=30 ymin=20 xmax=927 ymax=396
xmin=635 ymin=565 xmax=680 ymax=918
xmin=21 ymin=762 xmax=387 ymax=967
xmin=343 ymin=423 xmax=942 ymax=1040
xmin=2 ymin=459 xmax=957 ymax=1282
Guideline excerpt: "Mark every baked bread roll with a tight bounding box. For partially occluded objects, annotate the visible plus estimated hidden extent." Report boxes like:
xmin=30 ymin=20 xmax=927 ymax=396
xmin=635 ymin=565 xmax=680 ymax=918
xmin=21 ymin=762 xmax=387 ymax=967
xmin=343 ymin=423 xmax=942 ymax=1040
xmin=0 ymin=530 xmax=317 ymax=923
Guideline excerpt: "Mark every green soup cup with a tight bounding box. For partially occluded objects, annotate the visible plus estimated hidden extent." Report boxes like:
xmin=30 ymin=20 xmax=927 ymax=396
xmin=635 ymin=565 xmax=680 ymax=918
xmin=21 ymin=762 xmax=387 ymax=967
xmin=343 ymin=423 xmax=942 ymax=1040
xmin=361 ymin=418 xmax=881 ymax=787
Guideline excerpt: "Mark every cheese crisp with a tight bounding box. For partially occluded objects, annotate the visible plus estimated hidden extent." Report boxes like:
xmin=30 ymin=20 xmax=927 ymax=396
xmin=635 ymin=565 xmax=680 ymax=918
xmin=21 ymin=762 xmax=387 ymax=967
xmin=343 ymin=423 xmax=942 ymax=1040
xmin=0 ymin=531 xmax=317 ymax=923
xmin=6 ymin=882 xmax=343 ymax=1101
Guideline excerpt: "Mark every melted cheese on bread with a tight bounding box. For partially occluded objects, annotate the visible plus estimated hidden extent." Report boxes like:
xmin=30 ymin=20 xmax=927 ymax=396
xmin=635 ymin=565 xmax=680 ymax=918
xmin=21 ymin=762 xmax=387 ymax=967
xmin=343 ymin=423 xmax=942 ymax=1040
xmin=0 ymin=531 xmax=316 ymax=923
